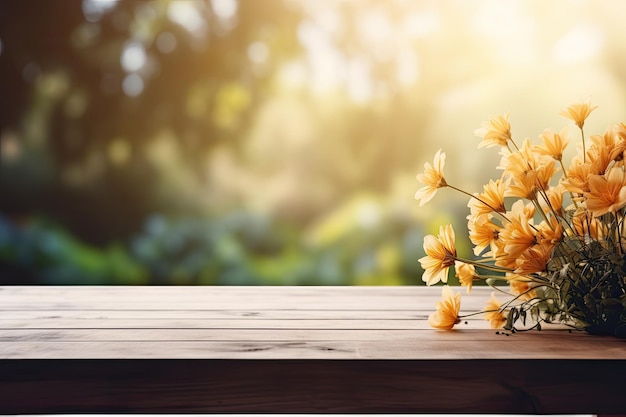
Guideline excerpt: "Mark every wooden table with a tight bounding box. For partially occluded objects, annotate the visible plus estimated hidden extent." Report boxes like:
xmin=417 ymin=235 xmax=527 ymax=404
xmin=0 ymin=285 xmax=625 ymax=414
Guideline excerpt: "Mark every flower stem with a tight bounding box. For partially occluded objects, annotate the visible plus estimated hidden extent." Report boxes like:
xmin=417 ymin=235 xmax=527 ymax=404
xmin=558 ymin=159 xmax=580 ymax=209
xmin=454 ymin=256 xmax=513 ymax=273
xmin=446 ymin=184 xmax=511 ymax=223
xmin=580 ymin=126 xmax=586 ymax=163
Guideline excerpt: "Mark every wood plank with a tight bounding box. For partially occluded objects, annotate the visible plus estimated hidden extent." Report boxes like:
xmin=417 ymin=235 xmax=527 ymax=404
xmin=0 ymin=285 xmax=428 ymax=296
xmin=0 ymin=328 xmax=582 ymax=343
xmin=0 ymin=315 xmax=498 ymax=328
xmin=0 ymin=285 xmax=497 ymax=310
xmin=1 ymin=285 xmax=626 ymax=414
xmin=0 ymin=286 xmax=624 ymax=360
xmin=0 ymin=318 xmax=445 ymax=330
xmin=0 ymin=309 xmax=429 ymax=319
xmin=0 ymin=336 xmax=624 ymax=359
xmin=0 ymin=318 xmax=498 ymax=329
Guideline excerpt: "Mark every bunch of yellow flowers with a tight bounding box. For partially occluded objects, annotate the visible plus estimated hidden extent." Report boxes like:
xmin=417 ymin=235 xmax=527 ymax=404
xmin=416 ymin=101 xmax=626 ymax=337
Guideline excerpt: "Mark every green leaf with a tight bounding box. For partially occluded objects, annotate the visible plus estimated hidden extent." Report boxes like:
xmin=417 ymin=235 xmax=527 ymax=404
xmin=584 ymin=293 xmax=598 ymax=316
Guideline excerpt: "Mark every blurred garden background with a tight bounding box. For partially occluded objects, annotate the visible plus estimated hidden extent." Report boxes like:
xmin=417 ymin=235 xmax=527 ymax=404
xmin=2 ymin=0 xmax=626 ymax=285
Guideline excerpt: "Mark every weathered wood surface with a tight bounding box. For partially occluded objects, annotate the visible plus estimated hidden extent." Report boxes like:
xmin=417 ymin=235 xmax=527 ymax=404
xmin=0 ymin=285 xmax=625 ymax=414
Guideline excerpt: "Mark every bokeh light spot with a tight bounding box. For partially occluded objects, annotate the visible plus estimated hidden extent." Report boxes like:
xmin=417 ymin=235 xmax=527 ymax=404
xmin=167 ymin=1 xmax=206 ymax=34
xmin=108 ymin=138 xmax=132 ymax=165
xmin=156 ymin=32 xmax=177 ymax=54
xmin=22 ymin=62 xmax=41 ymax=84
xmin=120 ymin=41 xmax=147 ymax=73
xmin=248 ymin=41 xmax=269 ymax=63
xmin=0 ymin=130 xmax=21 ymax=162
xmin=82 ymin=0 xmax=117 ymax=23
xmin=64 ymin=91 xmax=88 ymax=119
xmin=211 ymin=0 xmax=238 ymax=21
xmin=122 ymin=73 xmax=144 ymax=97
xmin=71 ymin=23 xmax=101 ymax=49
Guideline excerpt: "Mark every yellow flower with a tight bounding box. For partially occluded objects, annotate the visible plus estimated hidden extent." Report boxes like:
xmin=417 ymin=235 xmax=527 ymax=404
xmin=571 ymin=209 xmax=601 ymax=240
xmin=419 ymin=224 xmax=457 ymax=285
xmin=588 ymin=140 xmax=615 ymax=176
xmin=506 ymin=169 xmax=539 ymax=200
xmin=468 ymin=178 xmax=508 ymax=216
xmin=536 ymin=159 xmax=558 ymax=191
xmin=467 ymin=214 xmax=502 ymax=258
xmin=455 ymin=261 xmax=476 ymax=293
xmin=572 ymin=208 xmax=604 ymax=240
xmin=428 ymin=285 xmax=461 ymax=330
xmin=498 ymin=138 xmax=534 ymax=175
xmin=586 ymin=126 xmax=626 ymax=176
xmin=560 ymin=100 xmax=598 ymax=129
xmin=475 ymin=113 xmax=512 ymax=149
xmin=514 ymin=243 xmax=552 ymax=275
xmin=540 ymin=184 xmax=566 ymax=217
xmin=499 ymin=138 xmax=558 ymax=198
xmin=584 ymin=166 xmax=626 ymax=217
xmin=415 ymin=149 xmax=447 ymax=206
xmin=508 ymin=275 xmax=537 ymax=301
xmin=484 ymin=292 xmax=507 ymax=329
xmin=534 ymin=128 xmax=569 ymax=161
xmin=537 ymin=215 xmax=563 ymax=247
xmin=497 ymin=201 xmax=537 ymax=269
xmin=563 ymin=156 xmax=592 ymax=194
xmin=616 ymin=122 xmax=626 ymax=143
xmin=507 ymin=199 xmax=536 ymax=222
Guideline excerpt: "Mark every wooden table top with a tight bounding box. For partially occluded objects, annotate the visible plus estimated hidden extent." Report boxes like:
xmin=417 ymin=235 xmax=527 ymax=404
xmin=1 ymin=285 xmax=625 ymax=414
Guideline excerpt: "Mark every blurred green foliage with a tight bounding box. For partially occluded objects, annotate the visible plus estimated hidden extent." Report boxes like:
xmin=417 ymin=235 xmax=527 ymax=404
xmin=0 ymin=214 xmax=147 ymax=284
xmin=0 ymin=204 xmax=427 ymax=285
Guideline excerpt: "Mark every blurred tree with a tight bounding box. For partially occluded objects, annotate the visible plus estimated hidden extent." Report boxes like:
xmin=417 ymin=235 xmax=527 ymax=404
xmin=0 ymin=0 xmax=303 ymax=244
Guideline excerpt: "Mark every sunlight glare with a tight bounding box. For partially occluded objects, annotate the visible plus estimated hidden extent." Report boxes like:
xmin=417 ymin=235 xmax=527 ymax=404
xmin=292 ymin=2 xmax=432 ymax=98
xmin=357 ymin=10 xmax=393 ymax=45
xmin=396 ymin=48 xmax=419 ymax=85
xmin=278 ymin=61 xmax=307 ymax=89
xmin=403 ymin=11 xmax=441 ymax=39
xmin=553 ymin=24 xmax=604 ymax=64
xmin=298 ymin=20 xmax=345 ymax=93
xmin=346 ymin=57 xmax=372 ymax=103
xmin=315 ymin=6 xmax=342 ymax=36
xmin=356 ymin=10 xmax=394 ymax=60
xmin=470 ymin=1 xmax=536 ymax=65
xmin=470 ymin=1 xmax=523 ymax=37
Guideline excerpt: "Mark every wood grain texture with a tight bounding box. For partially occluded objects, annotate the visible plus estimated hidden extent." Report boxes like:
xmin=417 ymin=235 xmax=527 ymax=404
xmin=1 ymin=286 xmax=625 ymax=413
